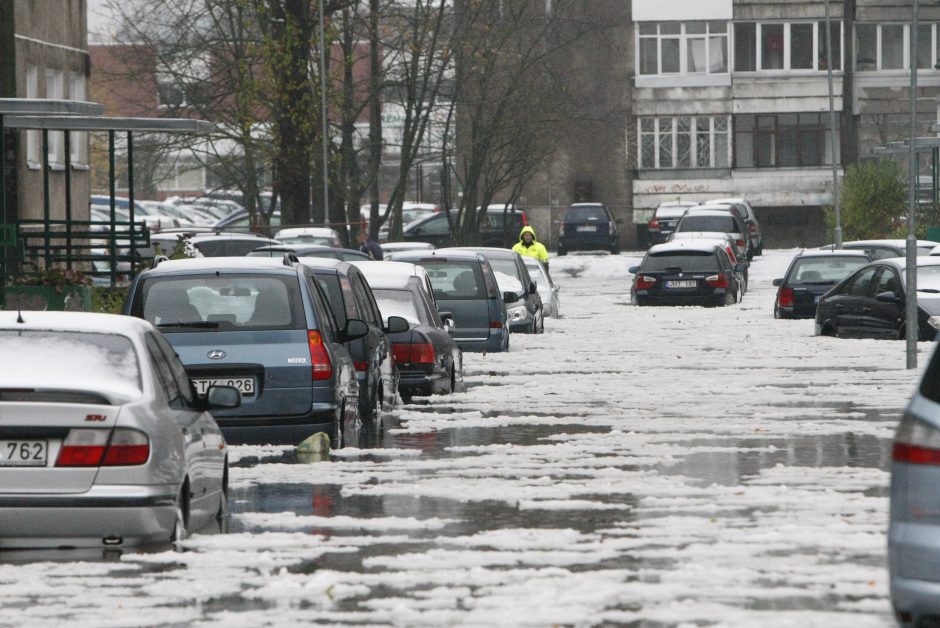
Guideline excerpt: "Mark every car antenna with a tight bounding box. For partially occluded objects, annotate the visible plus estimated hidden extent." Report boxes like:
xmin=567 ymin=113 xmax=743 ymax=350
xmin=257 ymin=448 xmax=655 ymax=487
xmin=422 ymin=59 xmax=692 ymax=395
xmin=16 ymin=310 xmax=24 ymax=324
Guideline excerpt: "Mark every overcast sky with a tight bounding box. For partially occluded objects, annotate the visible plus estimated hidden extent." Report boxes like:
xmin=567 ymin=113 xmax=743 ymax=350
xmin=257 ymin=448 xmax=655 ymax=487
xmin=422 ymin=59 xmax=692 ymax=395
xmin=87 ymin=0 xmax=117 ymax=42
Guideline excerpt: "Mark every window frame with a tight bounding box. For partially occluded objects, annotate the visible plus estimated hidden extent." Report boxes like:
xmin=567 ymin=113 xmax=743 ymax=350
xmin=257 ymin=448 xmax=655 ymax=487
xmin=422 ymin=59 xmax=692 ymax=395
xmin=855 ymin=22 xmax=940 ymax=72
xmin=733 ymin=20 xmax=844 ymax=73
xmin=733 ymin=113 xmax=839 ymax=169
xmin=637 ymin=115 xmax=731 ymax=170
xmin=637 ymin=21 xmax=730 ymax=76
xmin=44 ymin=69 xmax=65 ymax=167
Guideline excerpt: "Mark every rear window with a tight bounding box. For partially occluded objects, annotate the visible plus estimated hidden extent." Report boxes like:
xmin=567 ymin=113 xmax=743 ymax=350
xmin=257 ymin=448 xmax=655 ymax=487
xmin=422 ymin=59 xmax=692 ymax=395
xmin=643 ymin=251 xmax=720 ymax=272
xmin=194 ymin=239 xmax=272 ymax=257
xmin=655 ymin=206 xmax=693 ymax=219
xmin=918 ymin=265 xmax=940 ymax=292
xmin=788 ymin=257 xmax=869 ymax=284
xmin=419 ymin=260 xmax=488 ymax=301
xmin=373 ymin=288 xmax=429 ymax=326
xmin=481 ymin=211 xmax=524 ymax=229
xmin=0 ymin=330 xmax=141 ymax=393
xmin=919 ymin=246 xmax=936 ymax=256
xmin=565 ymin=206 xmax=608 ymax=222
xmin=136 ymin=273 xmax=305 ymax=332
xmin=281 ymin=236 xmax=335 ymax=246
xmin=677 ymin=215 xmax=737 ymax=233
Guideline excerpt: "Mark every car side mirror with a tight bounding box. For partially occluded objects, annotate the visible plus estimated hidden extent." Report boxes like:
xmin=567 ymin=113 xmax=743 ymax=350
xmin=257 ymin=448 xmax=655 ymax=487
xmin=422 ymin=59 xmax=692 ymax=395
xmin=772 ymin=278 xmax=783 ymax=287
xmin=876 ymin=291 xmax=903 ymax=305
xmin=528 ymin=281 xmax=537 ymax=294
xmin=206 ymin=385 xmax=241 ymax=410
xmin=735 ymin=263 xmax=749 ymax=273
xmin=628 ymin=265 xmax=640 ymax=274
xmin=439 ymin=311 xmax=456 ymax=331
xmin=384 ymin=315 xmax=410 ymax=334
xmin=503 ymin=291 xmax=520 ymax=304
xmin=341 ymin=318 xmax=370 ymax=342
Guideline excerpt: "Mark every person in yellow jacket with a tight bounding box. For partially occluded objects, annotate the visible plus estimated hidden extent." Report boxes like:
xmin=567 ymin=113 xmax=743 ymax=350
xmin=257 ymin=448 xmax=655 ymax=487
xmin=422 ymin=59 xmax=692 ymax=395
xmin=512 ymin=225 xmax=550 ymax=270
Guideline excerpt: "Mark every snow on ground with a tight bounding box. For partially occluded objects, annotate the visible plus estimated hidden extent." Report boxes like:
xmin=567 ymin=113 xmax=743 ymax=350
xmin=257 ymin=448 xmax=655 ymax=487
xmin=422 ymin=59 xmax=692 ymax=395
xmin=0 ymin=249 xmax=922 ymax=626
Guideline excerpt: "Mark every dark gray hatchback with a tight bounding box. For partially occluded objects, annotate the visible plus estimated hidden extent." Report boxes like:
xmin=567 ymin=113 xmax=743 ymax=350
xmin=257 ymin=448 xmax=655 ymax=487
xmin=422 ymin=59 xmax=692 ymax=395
xmin=123 ymin=257 xmax=367 ymax=445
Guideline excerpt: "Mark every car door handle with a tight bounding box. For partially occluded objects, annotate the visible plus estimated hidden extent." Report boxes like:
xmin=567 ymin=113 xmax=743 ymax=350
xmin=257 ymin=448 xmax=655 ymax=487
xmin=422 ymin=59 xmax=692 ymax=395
xmin=862 ymin=307 xmax=872 ymax=313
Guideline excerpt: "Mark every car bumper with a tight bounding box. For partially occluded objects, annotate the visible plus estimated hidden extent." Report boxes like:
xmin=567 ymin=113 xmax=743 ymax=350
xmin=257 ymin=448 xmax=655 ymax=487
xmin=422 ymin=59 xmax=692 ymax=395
xmin=559 ymin=234 xmax=616 ymax=251
xmin=215 ymin=403 xmax=338 ymax=444
xmin=776 ymin=305 xmax=817 ymax=319
xmin=891 ymin=519 xmax=940 ymax=627
xmin=399 ymin=370 xmax=451 ymax=397
xmin=635 ymin=293 xmax=728 ymax=307
xmin=455 ymin=332 xmax=507 ymax=353
xmin=0 ymin=484 xmax=178 ymax=549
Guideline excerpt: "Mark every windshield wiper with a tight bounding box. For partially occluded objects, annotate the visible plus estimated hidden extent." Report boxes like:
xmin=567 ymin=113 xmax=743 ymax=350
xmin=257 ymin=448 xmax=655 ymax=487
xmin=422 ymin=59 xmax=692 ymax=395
xmin=919 ymin=288 xmax=940 ymax=294
xmin=157 ymin=321 xmax=219 ymax=329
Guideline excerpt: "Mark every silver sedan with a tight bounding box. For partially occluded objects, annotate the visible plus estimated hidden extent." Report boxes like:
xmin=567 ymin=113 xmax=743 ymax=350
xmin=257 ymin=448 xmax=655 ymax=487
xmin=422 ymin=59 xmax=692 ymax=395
xmin=523 ymin=256 xmax=560 ymax=318
xmin=0 ymin=311 xmax=238 ymax=550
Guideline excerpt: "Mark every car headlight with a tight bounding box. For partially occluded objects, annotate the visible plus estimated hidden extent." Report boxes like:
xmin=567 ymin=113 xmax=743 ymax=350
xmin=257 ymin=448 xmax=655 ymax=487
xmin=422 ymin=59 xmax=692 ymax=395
xmin=507 ymin=306 xmax=527 ymax=322
xmin=929 ymin=316 xmax=940 ymax=330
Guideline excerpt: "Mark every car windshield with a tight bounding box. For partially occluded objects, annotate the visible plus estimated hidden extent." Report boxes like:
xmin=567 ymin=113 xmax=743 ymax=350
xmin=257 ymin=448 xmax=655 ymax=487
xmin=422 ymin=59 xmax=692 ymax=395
xmin=280 ymin=235 xmax=335 ymax=246
xmin=138 ymin=273 xmax=304 ymax=331
xmin=918 ymin=265 xmax=940 ymax=292
xmin=565 ymin=206 xmax=607 ymax=221
xmin=788 ymin=257 xmax=869 ymax=284
xmin=487 ymin=258 xmax=525 ymax=293
xmin=644 ymin=251 xmax=720 ymax=272
xmin=677 ymin=215 xmax=737 ymax=233
xmin=373 ymin=288 xmax=428 ymax=326
xmin=0 ymin=330 xmax=141 ymax=394
xmin=919 ymin=246 xmax=936 ymax=256
xmin=420 ymin=260 xmax=487 ymax=300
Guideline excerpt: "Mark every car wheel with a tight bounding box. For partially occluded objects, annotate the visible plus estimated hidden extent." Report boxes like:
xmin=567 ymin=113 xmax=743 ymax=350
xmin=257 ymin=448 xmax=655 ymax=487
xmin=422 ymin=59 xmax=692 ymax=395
xmin=821 ymin=323 xmax=838 ymax=337
xmin=538 ymin=314 xmax=545 ymax=334
xmin=557 ymin=248 xmax=567 ymax=257
xmin=172 ymin=483 xmax=190 ymax=545
xmin=774 ymin=306 xmax=781 ymax=319
xmin=216 ymin=464 xmax=228 ymax=521
xmin=610 ymin=246 xmax=621 ymax=255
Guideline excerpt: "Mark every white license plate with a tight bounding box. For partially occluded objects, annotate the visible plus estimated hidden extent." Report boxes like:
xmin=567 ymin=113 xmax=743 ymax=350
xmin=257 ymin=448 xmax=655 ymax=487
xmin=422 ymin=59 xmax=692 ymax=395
xmin=0 ymin=440 xmax=48 ymax=467
xmin=666 ymin=280 xmax=698 ymax=289
xmin=192 ymin=377 xmax=255 ymax=397
xmin=576 ymin=225 xmax=597 ymax=232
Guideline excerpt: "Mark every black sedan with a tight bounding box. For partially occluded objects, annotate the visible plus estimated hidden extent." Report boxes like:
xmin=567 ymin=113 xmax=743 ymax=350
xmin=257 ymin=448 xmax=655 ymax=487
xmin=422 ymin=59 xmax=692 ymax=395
xmin=630 ymin=242 xmax=746 ymax=307
xmin=773 ymin=250 xmax=871 ymax=319
xmin=354 ymin=261 xmax=463 ymax=399
xmin=249 ymin=245 xmax=370 ymax=261
xmin=815 ymin=257 xmax=940 ymax=340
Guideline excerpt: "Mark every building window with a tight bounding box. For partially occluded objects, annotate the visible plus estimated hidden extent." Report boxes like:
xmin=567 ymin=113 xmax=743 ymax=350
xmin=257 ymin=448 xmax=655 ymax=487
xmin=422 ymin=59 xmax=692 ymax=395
xmin=45 ymin=69 xmax=65 ymax=166
xmin=69 ymin=72 xmax=88 ymax=167
xmin=638 ymin=116 xmax=730 ymax=169
xmin=856 ymin=23 xmax=940 ymax=71
xmin=734 ymin=113 xmax=840 ymax=168
xmin=638 ymin=22 xmax=729 ymax=75
xmin=25 ymin=65 xmax=39 ymax=166
xmin=734 ymin=21 xmax=843 ymax=72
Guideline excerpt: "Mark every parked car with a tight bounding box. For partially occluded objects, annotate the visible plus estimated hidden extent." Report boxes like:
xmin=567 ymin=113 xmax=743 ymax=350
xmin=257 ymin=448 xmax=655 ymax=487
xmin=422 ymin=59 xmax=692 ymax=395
xmin=381 ymin=242 xmax=435 ymax=254
xmin=444 ymin=247 xmax=544 ymax=334
xmin=668 ymin=234 xmax=748 ymax=293
xmin=705 ymin=197 xmax=763 ymax=256
xmin=820 ymin=240 xmax=940 ymax=260
xmin=189 ymin=233 xmax=282 ymax=257
xmin=248 ymin=245 xmax=370 ymax=262
xmin=123 ymin=257 xmax=366 ymax=445
xmin=772 ymin=250 xmax=871 ymax=319
xmin=630 ymin=241 xmax=746 ymax=307
xmin=815 ymin=257 xmax=940 ymax=340
xmin=298 ymin=257 xmax=405 ymax=418
xmin=672 ymin=208 xmax=749 ymax=260
xmin=558 ymin=203 xmax=620 ymax=255
xmin=0 ymin=311 xmax=237 ymax=549
xmin=389 ymin=250 xmax=511 ymax=353
xmin=213 ymin=209 xmax=282 ymax=232
xmin=400 ymin=206 xmax=528 ymax=249
xmin=889 ymin=342 xmax=940 ymax=626
xmin=523 ymin=256 xmax=560 ymax=318
xmin=274 ymin=227 xmax=342 ymax=248
xmin=647 ymin=201 xmax=698 ymax=246
xmin=353 ymin=261 xmax=463 ymax=399
xmin=378 ymin=203 xmax=440 ymax=239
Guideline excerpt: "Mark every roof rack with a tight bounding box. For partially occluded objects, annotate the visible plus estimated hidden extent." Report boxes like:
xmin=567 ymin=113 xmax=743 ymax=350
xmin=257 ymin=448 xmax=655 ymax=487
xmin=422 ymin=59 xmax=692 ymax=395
xmin=283 ymin=252 xmax=299 ymax=266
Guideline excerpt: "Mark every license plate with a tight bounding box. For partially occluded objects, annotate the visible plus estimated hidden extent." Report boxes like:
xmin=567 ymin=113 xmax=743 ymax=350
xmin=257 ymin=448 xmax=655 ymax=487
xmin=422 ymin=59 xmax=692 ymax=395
xmin=192 ymin=377 xmax=255 ymax=397
xmin=576 ymin=225 xmax=597 ymax=232
xmin=666 ymin=280 xmax=697 ymax=289
xmin=0 ymin=440 xmax=48 ymax=467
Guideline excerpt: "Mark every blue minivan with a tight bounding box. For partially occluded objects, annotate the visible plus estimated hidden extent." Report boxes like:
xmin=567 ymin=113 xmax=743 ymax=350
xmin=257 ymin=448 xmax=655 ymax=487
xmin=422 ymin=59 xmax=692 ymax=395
xmin=124 ymin=257 xmax=366 ymax=445
xmin=389 ymin=250 xmax=510 ymax=353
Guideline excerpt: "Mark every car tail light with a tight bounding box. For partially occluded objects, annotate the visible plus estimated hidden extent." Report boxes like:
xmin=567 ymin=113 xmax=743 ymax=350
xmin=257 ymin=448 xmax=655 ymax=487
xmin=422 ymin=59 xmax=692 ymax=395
xmin=354 ymin=361 xmax=368 ymax=372
xmin=392 ymin=343 xmax=435 ymax=365
xmin=648 ymin=219 xmax=660 ymax=229
xmin=894 ymin=415 xmax=940 ymax=465
xmin=635 ymin=275 xmax=657 ymax=290
xmin=735 ymin=239 xmax=746 ymax=249
xmin=705 ymin=274 xmax=729 ymax=288
xmin=609 ymin=222 xmax=615 ymax=235
xmin=308 ymin=330 xmax=333 ymax=381
xmin=778 ymin=287 xmax=795 ymax=308
xmin=56 ymin=429 xmax=108 ymax=467
xmin=102 ymin=429 xmax=150 ymax=466
xmin=489 ymin=321 xmax=503 ymax=329
xmin=521 ymin=211 xmax=529 ymax=226
xmin=726 ymin=247 xmax=737 ymax=263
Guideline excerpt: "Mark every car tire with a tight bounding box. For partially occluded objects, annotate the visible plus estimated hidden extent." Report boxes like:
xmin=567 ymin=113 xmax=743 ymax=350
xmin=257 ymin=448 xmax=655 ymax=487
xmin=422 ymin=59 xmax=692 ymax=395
xmin=610 ymin=246 xmax=620 ymax=255
xmin=172 ymin=483 xmax=190 ymax=545
xmin=216 ymin=463 xmax=228 ymax=521
xmin=557 ymin=248 xmax=567 ymax=257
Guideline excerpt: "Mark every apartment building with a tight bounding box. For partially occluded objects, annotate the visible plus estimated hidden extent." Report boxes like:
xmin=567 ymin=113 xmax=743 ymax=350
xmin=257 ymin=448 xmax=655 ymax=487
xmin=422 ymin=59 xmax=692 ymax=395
xmin=631 ymin=0 xmax=940 ymax=247
xmin=0 ymin=0 xmax=91 ymax=224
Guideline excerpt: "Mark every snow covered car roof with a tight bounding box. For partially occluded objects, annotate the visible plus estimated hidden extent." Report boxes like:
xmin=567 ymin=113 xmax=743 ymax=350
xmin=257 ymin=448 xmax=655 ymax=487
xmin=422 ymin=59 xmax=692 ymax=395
xmin=822 ymin=239 xmax=940 ymax=249
xmin=274 ymin=227 xmax=339 ymax=239
xmin=648 ymin=241 xmax=726 ymax=256
xmin=145 ymin=256 xmax=297 ymax=274
xmin=681 ymin=208 xmax=739 ymax=219
xmin=794 ymin=249 xmax=871 ymax=259
xmin=352 ymin=261 xmax=428 ymax=289
xmin=865 ymin=255 xmax=940 ymax=271
xmin=390 ymin=249 xmax=485 ymax=263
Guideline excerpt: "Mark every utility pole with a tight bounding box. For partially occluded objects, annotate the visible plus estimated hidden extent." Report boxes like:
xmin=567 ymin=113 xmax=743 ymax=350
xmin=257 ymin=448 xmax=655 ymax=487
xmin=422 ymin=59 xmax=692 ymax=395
xmin=906 ymin=0 xmax=920 ymax=369
xmin=318 ymin=0 xmax=330 ymax=224
xmin=825 ymin=0 xmax=842 ymax=248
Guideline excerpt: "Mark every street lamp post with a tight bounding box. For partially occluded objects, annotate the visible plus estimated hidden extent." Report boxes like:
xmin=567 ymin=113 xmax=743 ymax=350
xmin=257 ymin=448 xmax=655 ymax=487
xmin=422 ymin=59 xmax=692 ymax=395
xmin=824 ymin=0 xmax=842 ymax=249
xmin=318 ymin=0 xmax=330 ymax=226
xmin=906 ymin=0 xmax=921 ymax=369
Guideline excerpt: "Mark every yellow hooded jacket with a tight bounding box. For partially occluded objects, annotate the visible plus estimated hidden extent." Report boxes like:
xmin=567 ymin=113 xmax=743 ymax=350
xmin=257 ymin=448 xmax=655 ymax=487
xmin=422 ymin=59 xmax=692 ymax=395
xmin=512 ymin=226 xmax=549 ymax=264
